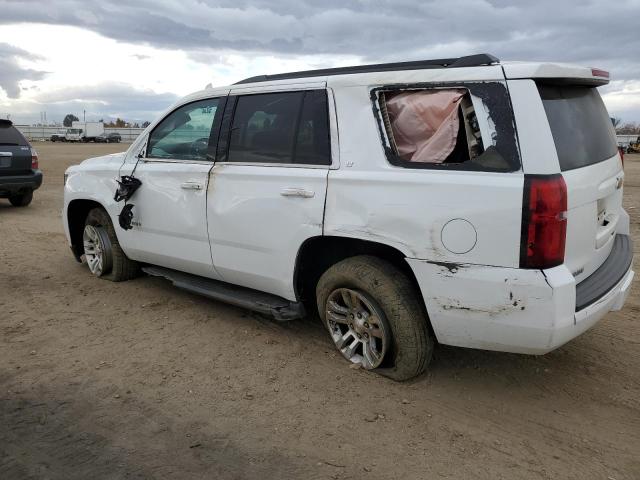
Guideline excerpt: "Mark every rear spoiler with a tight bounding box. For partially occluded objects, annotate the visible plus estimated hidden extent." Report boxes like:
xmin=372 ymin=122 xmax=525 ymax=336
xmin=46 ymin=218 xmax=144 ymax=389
xmin=0 ymin=119 xmax=13 ymax=126
xmin=502 ymin=62 xmax=610 ymax=86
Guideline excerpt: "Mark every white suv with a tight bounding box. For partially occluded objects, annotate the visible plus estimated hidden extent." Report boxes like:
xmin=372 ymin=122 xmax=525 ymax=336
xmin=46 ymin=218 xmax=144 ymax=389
xmin=63 ymin=54 xmax=634 ymax=380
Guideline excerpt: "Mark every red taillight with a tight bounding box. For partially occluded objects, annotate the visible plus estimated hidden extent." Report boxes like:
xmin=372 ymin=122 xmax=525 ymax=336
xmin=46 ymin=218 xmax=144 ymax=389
xmin=520 ymin=174 xmax=567 ymax=269
xmin=619 ymin=146 xmax=625 ymax=168
xmin=30 ymin=148 xmax=38 ymax=169
xmin=591 ymin=68 xmax=610 ymax=79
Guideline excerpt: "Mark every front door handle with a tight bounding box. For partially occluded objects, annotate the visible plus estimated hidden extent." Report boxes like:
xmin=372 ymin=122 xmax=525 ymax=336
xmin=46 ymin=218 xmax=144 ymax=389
xmin=181 ymin=182 xmax=203 ymax=190
xmin=280 ymin=187 xmax=315 ymax=198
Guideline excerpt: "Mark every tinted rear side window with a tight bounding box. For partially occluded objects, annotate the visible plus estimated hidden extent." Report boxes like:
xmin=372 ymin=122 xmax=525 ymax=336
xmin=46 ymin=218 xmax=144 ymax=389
xmin=538 ymin=85 xmax=617 ymax=171
xmin=0 ymin=125 xmax=28 ymax=146
xmin=294 ymin=90 xmax=331 ymax=165
xmin=227 ymin=90 xmax=331 ymax=165
xmin=228 ymin=91 xmax=303 ymax=164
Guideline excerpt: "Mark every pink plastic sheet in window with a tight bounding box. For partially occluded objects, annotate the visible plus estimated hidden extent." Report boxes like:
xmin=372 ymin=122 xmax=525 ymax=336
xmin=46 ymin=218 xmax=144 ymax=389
xmin=386 ymin=89 xmax=465 ymax=163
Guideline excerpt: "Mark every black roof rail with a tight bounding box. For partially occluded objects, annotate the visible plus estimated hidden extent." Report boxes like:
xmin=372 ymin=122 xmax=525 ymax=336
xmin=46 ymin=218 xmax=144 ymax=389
xmin=234 ymin=53 xmax=499 ymax=85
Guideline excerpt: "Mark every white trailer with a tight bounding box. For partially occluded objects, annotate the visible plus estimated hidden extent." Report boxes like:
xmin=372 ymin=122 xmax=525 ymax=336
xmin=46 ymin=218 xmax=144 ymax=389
xmin=72 ymin=121 xmax=105 ymax=142
xmin=616 ymin=134 xmax=640 ymax=148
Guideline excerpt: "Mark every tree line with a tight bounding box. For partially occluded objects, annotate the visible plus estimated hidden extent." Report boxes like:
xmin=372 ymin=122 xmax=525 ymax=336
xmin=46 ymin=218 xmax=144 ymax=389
xmin=63 ymin=114 xmax=150 ymax=129
xmin=611 ymin=117 xmax=640 ymax=135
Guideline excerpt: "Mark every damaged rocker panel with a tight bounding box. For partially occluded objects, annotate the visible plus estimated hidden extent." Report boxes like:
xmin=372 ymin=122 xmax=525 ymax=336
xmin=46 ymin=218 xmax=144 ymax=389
xmin=142 ymin=265 xmax=305 ymax=321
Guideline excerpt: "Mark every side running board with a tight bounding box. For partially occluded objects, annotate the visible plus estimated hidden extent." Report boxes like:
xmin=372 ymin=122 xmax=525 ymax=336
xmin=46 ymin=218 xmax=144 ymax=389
xmin=142 ymin=266 xmax=305 ymax=321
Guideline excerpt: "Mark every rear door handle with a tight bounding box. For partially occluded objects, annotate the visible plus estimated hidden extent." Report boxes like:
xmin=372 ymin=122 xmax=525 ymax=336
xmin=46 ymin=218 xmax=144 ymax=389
xmin=181 ymin=182 xmax=203 ymax=190
xmin=280 ymin=187 xmax=315 ymax=198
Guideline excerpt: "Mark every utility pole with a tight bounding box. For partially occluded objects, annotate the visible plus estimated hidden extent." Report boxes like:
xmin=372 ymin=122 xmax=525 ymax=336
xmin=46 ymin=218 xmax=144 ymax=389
xmin=83 ymin=110 xmax=86 ymax=122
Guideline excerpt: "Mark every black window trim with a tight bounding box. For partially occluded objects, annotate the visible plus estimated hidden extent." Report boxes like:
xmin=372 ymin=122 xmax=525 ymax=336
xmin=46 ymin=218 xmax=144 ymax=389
xmin=145 ymin=96 xmax=227 ymax=163
xmin=215 ymin=88 xmax=333 ymax=168
xmin=370 ymin=81 xmax=521 ymax=173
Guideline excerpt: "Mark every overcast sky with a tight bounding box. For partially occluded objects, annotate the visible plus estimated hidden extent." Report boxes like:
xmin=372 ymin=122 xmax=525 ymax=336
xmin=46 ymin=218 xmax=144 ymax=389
xmin=1 ymin=0 xmax=639 ymax=125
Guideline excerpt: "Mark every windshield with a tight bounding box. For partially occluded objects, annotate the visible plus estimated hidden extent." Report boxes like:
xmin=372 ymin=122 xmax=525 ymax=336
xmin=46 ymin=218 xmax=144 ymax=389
xmin=538 ymin=85 xmax=618 ymax=171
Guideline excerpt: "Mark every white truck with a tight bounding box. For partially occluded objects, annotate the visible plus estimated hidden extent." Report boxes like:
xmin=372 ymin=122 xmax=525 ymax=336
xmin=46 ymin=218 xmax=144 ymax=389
xmin=62 ymin=54 xmax=634 ymax=380
xmin=71 ymin=121 xmax=105 ymax=142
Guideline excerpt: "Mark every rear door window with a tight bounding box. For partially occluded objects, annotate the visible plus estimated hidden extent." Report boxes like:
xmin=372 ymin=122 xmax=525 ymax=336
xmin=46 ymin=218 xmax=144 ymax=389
xmin=226 ymin=90 xmax=331 ymax=166
xmin=294 ymin=90 xmax=331 ymax=165
xmin=228 ymin=92 xmax=301 ymax=164
xmin=538 ymin=85 xmax=617 ymax=171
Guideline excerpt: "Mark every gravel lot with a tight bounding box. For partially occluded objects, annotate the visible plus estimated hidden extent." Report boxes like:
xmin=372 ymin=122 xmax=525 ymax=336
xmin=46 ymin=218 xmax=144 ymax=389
xmin=1 ymin=143 xmax=639 ymax=480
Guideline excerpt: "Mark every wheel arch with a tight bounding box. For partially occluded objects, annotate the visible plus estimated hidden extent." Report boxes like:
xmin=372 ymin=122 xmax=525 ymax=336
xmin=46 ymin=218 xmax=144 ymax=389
xmin=66 ymin=199 xmax=107 ymax=261
xmin=293 ymin=236 xmax=431 ymax=329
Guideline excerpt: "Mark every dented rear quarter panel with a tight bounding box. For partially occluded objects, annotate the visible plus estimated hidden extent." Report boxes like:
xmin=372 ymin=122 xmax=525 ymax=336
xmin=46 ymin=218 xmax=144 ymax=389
xmin=407 ymin=259 xmax=577 ymax=353
xmin=324 ymin=82 xmax=525 ymax=268
xmin=322 ymin=69 xmax=572 ymax=353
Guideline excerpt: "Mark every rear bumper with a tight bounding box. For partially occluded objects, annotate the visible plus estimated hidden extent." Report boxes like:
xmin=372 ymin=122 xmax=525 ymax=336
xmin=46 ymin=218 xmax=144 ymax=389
xmin=0 ymin=170 xmax=43 ymax=195
xmin=554 ymin=266 xmax=634 ymax=348
xmin=575 ymin=234 xmax=633 ymax=311
xmin=407 ymin=242 xmax=634 ymax=354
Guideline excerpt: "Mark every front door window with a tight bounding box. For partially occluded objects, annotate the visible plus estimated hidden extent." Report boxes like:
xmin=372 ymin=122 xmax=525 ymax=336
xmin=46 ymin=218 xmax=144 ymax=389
xmin=148 ymin=99 xmax=219 ymax=161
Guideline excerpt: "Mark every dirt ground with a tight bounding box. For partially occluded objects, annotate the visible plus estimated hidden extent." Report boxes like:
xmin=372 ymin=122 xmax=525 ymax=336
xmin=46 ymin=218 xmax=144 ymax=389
xmin=1 ymin=142 xmax=638 ymax=480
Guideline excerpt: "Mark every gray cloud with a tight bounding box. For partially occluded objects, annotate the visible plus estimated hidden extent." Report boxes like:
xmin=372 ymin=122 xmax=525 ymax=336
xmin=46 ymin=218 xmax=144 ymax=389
xmin=0 ymin=43 xmax=47 ymax=98
xmin=2 ymin=1 xmax=640 ymax=120
xmin=9 ymin=82 xmax=179 ymax=124
xmin=2 ymin=1 xmax=638 ymax=73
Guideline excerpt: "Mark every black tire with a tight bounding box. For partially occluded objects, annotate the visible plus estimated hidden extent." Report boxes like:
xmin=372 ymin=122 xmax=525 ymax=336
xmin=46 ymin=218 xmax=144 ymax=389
xmin=316 ymin=255 xmax=434 ymax=381
xmin=84 ymin=208 xmax=139 ymax=282
xmin=9 ymin=190 xmax=33 ymax=207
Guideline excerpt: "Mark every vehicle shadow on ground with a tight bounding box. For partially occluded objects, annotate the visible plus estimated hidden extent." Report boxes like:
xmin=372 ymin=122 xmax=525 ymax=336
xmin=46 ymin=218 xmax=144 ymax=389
xmin=0 ymin=379 xmax=306 ymax=480
xmin=154 ymin=276 xmax=578 ymax=386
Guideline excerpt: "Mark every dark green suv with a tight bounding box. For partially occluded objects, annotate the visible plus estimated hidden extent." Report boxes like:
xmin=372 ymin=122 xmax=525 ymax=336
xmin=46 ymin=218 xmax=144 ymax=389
xmin=0 ymin=120 xmax=42 ymax=207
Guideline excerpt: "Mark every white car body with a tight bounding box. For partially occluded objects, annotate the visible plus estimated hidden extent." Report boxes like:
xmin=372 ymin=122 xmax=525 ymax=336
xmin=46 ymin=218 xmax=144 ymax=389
xmin=63 ymin=55 xmax=634 ymax=356
xmin=64 ymin=128 xmax=83 ymax=142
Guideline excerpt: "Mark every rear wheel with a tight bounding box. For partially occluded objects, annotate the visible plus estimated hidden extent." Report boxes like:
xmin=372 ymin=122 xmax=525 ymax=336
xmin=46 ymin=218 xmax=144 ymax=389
xmin=316 ymin=255 xmax=434 ymax=381
xmin=9 ymin=190 xmax=33 ymax=207
xmin=84 ymin=208 xmax=139 ymax=281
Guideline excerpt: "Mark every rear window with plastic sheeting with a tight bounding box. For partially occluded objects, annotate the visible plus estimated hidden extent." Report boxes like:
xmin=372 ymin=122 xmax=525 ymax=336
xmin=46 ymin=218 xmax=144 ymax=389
xmin=372 ymin=82 xmax=521 ymax=172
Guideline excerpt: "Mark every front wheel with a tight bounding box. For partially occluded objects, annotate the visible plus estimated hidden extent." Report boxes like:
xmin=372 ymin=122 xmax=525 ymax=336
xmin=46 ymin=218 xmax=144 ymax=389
xmin=83 ymin=208 xmax=139 ymax=281
xmin=316 ymin=255 xmax=434 ymax=381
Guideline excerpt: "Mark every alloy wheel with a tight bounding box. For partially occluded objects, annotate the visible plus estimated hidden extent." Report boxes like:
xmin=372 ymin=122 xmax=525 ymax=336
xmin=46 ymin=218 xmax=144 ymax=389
xmin=83 ymin=224 xmax=113 ymax=276
xmin=325 ymin=288 xmax=391 ymax=369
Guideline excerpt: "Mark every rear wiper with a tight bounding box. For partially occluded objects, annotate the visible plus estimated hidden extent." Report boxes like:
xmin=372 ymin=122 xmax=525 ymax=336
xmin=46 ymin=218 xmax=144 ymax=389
xmin=0 ymin=143 xmax=19 ymax=146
